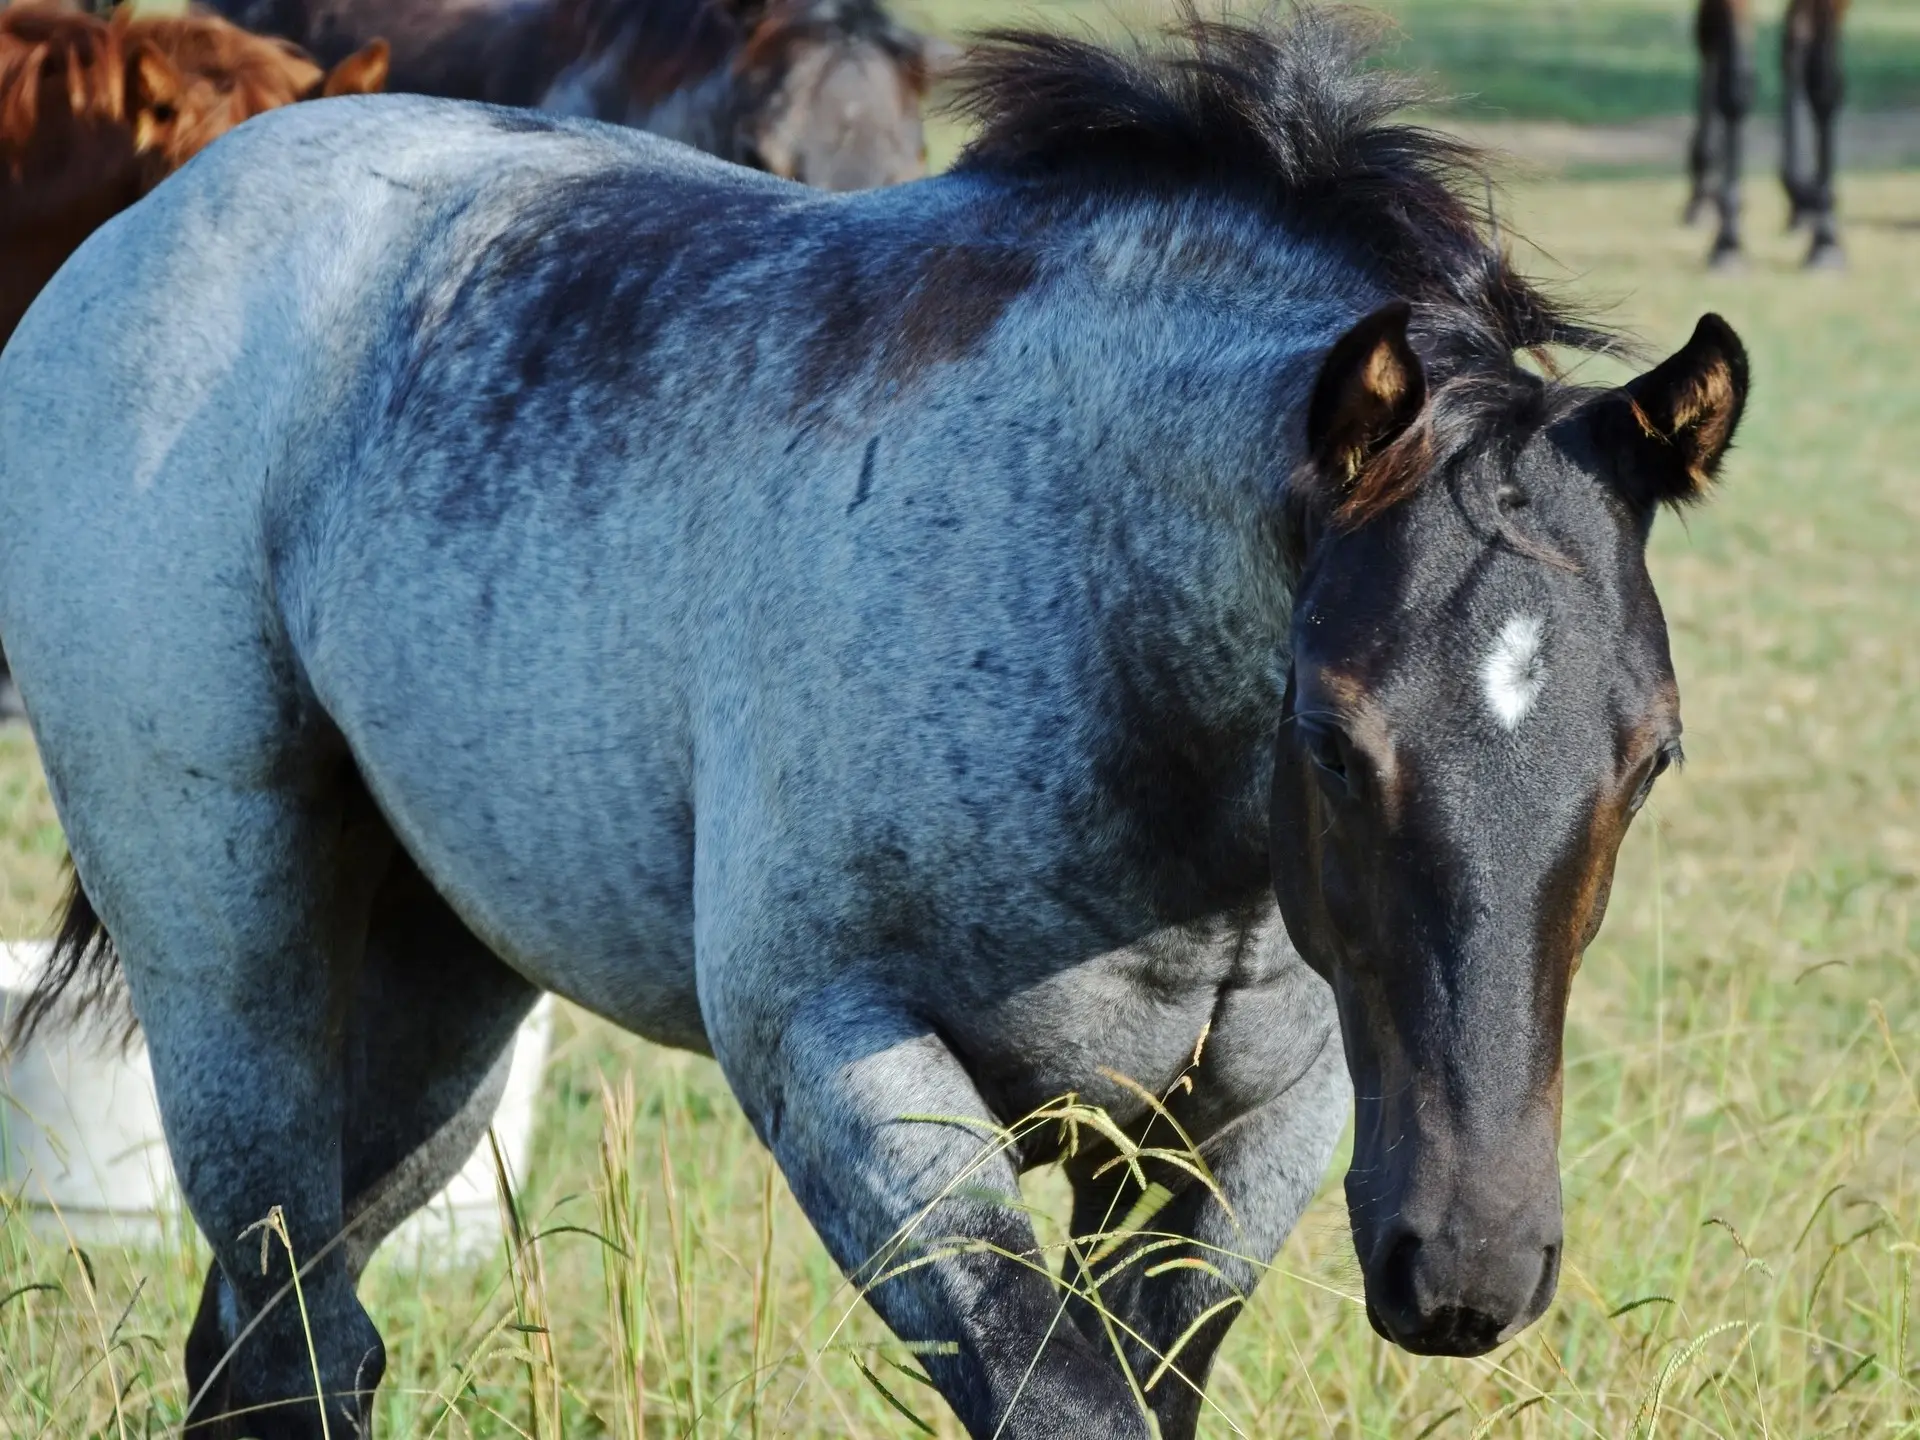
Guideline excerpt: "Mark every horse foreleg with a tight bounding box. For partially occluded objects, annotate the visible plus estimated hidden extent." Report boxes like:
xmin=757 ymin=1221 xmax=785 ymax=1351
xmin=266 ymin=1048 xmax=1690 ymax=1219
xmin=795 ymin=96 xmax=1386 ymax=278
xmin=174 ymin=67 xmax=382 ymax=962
xmin=709 ymin=970 xmax=1153 ymax=1439
xmin=1060 ymin=1012 xmax=1347 ymax=1440
xmin=1783 ymin=1 xmax=1813 ymax=227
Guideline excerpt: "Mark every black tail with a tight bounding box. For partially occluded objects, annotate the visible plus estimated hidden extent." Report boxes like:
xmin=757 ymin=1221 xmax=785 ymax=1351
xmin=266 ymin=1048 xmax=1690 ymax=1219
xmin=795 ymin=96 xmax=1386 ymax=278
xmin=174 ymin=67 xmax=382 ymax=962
xmin=3 ymin=863 xmax=133 ymax=1053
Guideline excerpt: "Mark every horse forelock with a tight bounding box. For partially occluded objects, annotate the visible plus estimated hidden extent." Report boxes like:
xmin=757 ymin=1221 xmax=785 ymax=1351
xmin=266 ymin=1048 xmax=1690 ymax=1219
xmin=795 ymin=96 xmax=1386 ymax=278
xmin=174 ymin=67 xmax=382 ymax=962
xmin=0 ymin=8 xmax=129 ymax=177
xmin=0 ymin=7 xmax=327 ymax=189
xmin=951 ymin=3 xmax=1626 ymax=529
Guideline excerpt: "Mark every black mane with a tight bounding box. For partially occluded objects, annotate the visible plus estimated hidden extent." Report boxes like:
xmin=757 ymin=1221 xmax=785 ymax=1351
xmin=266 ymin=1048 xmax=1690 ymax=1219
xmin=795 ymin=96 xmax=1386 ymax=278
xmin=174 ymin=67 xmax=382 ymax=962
xmin=950 ymin=6 xmax=1618 ymax=378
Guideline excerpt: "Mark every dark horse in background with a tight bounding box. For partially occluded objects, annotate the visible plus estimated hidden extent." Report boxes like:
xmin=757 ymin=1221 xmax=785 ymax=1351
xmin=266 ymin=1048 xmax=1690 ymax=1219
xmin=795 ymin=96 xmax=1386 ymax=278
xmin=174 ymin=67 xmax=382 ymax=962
xmin=210 ymin=0 xmax=942 ymax=188
xmin=1689 ymin=0 xmax=1849 ymax=267
xmin=1 ymin=9 xmax=1747 ymax=1437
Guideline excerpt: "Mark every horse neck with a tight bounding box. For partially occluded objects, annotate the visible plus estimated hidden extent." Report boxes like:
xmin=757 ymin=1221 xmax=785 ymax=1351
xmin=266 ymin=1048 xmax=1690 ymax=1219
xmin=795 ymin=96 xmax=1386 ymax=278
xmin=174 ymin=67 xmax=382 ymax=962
xmin=968 ymin=196 xmax=1356 ymax=878
xmin=1046 ymin=197 xmax=1322 ymax=678
xmin=1055 ymin=430 xmax=1298 ymax=921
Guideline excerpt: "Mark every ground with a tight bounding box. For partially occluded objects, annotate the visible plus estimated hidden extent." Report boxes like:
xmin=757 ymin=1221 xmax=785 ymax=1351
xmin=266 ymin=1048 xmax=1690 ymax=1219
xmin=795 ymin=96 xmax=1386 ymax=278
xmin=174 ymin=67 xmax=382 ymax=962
xmin=3 ymin=7 xmax=1918 ymax=1439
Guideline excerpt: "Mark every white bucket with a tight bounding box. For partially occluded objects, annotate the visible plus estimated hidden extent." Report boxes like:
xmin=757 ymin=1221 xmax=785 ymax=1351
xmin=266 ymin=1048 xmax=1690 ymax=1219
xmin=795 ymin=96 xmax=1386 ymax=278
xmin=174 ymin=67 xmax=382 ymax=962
xmin=0 ymin=940 xmax=552 ymax=1266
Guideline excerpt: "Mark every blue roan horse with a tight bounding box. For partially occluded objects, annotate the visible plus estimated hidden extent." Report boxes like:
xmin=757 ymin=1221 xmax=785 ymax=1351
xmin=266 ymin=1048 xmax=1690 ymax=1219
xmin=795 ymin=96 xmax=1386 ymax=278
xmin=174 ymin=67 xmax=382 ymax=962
xmin=0 ymin=9 xmax=1747 ymax=1437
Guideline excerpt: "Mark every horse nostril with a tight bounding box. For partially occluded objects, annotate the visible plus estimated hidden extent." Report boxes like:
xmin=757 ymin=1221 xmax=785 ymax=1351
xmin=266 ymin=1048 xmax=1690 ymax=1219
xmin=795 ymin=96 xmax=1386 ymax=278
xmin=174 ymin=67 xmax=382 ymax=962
xmin=1524 ymin=1243 xmax=1562 ymax=1324
xmin=1378 ymin=1230 xmax=1423 ymax=1317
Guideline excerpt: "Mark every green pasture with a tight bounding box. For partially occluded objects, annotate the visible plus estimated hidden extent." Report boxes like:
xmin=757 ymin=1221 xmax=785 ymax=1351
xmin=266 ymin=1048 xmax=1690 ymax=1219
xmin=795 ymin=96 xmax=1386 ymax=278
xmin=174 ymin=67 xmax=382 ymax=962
xmin=5 ymin=5 xmax=1920 ymax=1433
xmin=5 ymin=166 xmax=1918 ymax=1440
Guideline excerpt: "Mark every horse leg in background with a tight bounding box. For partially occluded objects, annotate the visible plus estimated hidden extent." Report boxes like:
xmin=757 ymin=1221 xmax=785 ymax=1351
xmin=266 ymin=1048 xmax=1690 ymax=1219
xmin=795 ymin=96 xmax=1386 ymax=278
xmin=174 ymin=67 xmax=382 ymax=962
xmin=1701 ymin=0 xmax=1756 ymax=266
xmin=1060 ymin=993 xmax=1348 ymax=1440
xmin=185 ymin=850 xmax=540 ymax=1431
xmin=706 ymin=964 xmax=1152 ymax=1438
xmin=1797 ymin=0 xmax=1848 ymax=268
xmin=1686 ymin=0 xmax=1721 ymax=224
xmin=1781 ymin=0 xmax=1814 ymax=228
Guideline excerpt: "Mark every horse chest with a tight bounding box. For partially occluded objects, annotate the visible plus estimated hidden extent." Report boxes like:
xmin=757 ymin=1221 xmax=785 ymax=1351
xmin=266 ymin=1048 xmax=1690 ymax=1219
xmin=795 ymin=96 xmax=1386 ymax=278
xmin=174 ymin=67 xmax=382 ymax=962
xmin=935 ymin=907 xmax=1327 ymax=1142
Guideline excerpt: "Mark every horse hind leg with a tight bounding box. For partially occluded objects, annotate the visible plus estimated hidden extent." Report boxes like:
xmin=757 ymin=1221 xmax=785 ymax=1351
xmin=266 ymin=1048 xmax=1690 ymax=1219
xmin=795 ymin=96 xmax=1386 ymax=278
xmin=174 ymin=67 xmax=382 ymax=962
xmin=31 ymin=693 xmax=393 ymax=1438
xmin=186 ymin=847 xmax=542 ymax=1430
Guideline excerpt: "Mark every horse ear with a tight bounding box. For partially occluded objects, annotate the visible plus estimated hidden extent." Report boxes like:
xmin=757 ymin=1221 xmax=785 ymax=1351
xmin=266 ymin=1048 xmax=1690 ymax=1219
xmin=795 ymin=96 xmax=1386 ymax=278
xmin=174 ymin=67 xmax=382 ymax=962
xmin=1602 ymin=312 xmax=1748 ymax=510
xmin=319 ymin=39 xmax=389 ymax=97
xmin=1304 ymin=300 xmax=1428 ymax=489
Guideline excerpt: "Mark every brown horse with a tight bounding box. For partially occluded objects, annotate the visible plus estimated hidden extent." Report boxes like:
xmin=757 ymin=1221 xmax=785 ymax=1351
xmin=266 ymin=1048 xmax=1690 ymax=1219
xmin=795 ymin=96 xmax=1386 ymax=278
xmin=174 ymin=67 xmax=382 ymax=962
xmin=210 ymin=0 xmax=941 ymax=189
xmin=0 ymin=3 xmax=389 ymax=351
xmin=1688 ymin=0 xmax=1849 ymax=268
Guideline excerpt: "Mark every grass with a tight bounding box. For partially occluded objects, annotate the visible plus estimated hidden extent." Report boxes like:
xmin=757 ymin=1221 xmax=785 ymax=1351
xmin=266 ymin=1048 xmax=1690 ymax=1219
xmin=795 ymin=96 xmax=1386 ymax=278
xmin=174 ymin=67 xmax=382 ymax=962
xmin=3 ymin=81 xmax=1920 ymax=1440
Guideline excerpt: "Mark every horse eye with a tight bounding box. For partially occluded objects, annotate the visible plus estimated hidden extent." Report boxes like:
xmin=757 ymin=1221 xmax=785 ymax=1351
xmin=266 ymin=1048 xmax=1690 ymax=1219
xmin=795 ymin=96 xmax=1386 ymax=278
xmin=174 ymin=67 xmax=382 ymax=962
xmin=1302 ymin=727 xmax=1350 ymax=788
xmin=150 ymin=103 xmax=177 ymax=124
xmin=1629 ymin=744 xmax=1680 ymax=813
xmin=1496 ymin=484 xmax=1528 ymax=513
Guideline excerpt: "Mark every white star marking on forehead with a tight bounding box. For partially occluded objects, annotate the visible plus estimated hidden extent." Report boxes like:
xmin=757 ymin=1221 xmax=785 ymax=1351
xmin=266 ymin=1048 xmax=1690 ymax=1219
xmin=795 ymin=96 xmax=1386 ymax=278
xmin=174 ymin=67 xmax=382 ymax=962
xmin=1482 ymin=614 xmax=1547 ymax=730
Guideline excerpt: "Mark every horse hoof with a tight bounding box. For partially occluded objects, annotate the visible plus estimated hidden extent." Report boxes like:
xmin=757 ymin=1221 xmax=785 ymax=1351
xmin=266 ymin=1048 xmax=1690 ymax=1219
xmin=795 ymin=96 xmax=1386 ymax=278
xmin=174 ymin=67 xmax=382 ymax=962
xmin=1706 ymin=243 xmax=1745 ymax=272
xmin=1804 ymin=240 xmax=1846 ymax=271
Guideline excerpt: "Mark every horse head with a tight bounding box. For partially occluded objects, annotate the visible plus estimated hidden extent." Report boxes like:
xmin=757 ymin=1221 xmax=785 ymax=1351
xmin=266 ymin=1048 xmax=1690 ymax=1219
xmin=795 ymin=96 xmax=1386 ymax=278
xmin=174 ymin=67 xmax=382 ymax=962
xmin=1269 ymin=304 xmax=1749 ymax=1355
xmin=729 ymin=0 xmax=945 ymax=189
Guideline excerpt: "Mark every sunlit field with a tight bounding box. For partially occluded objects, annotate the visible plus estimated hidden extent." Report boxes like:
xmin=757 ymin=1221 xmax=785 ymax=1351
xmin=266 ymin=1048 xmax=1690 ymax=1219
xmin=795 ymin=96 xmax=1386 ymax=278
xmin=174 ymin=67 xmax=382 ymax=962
xmin=4 ymin=7 xmax=1919 ymax=1436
